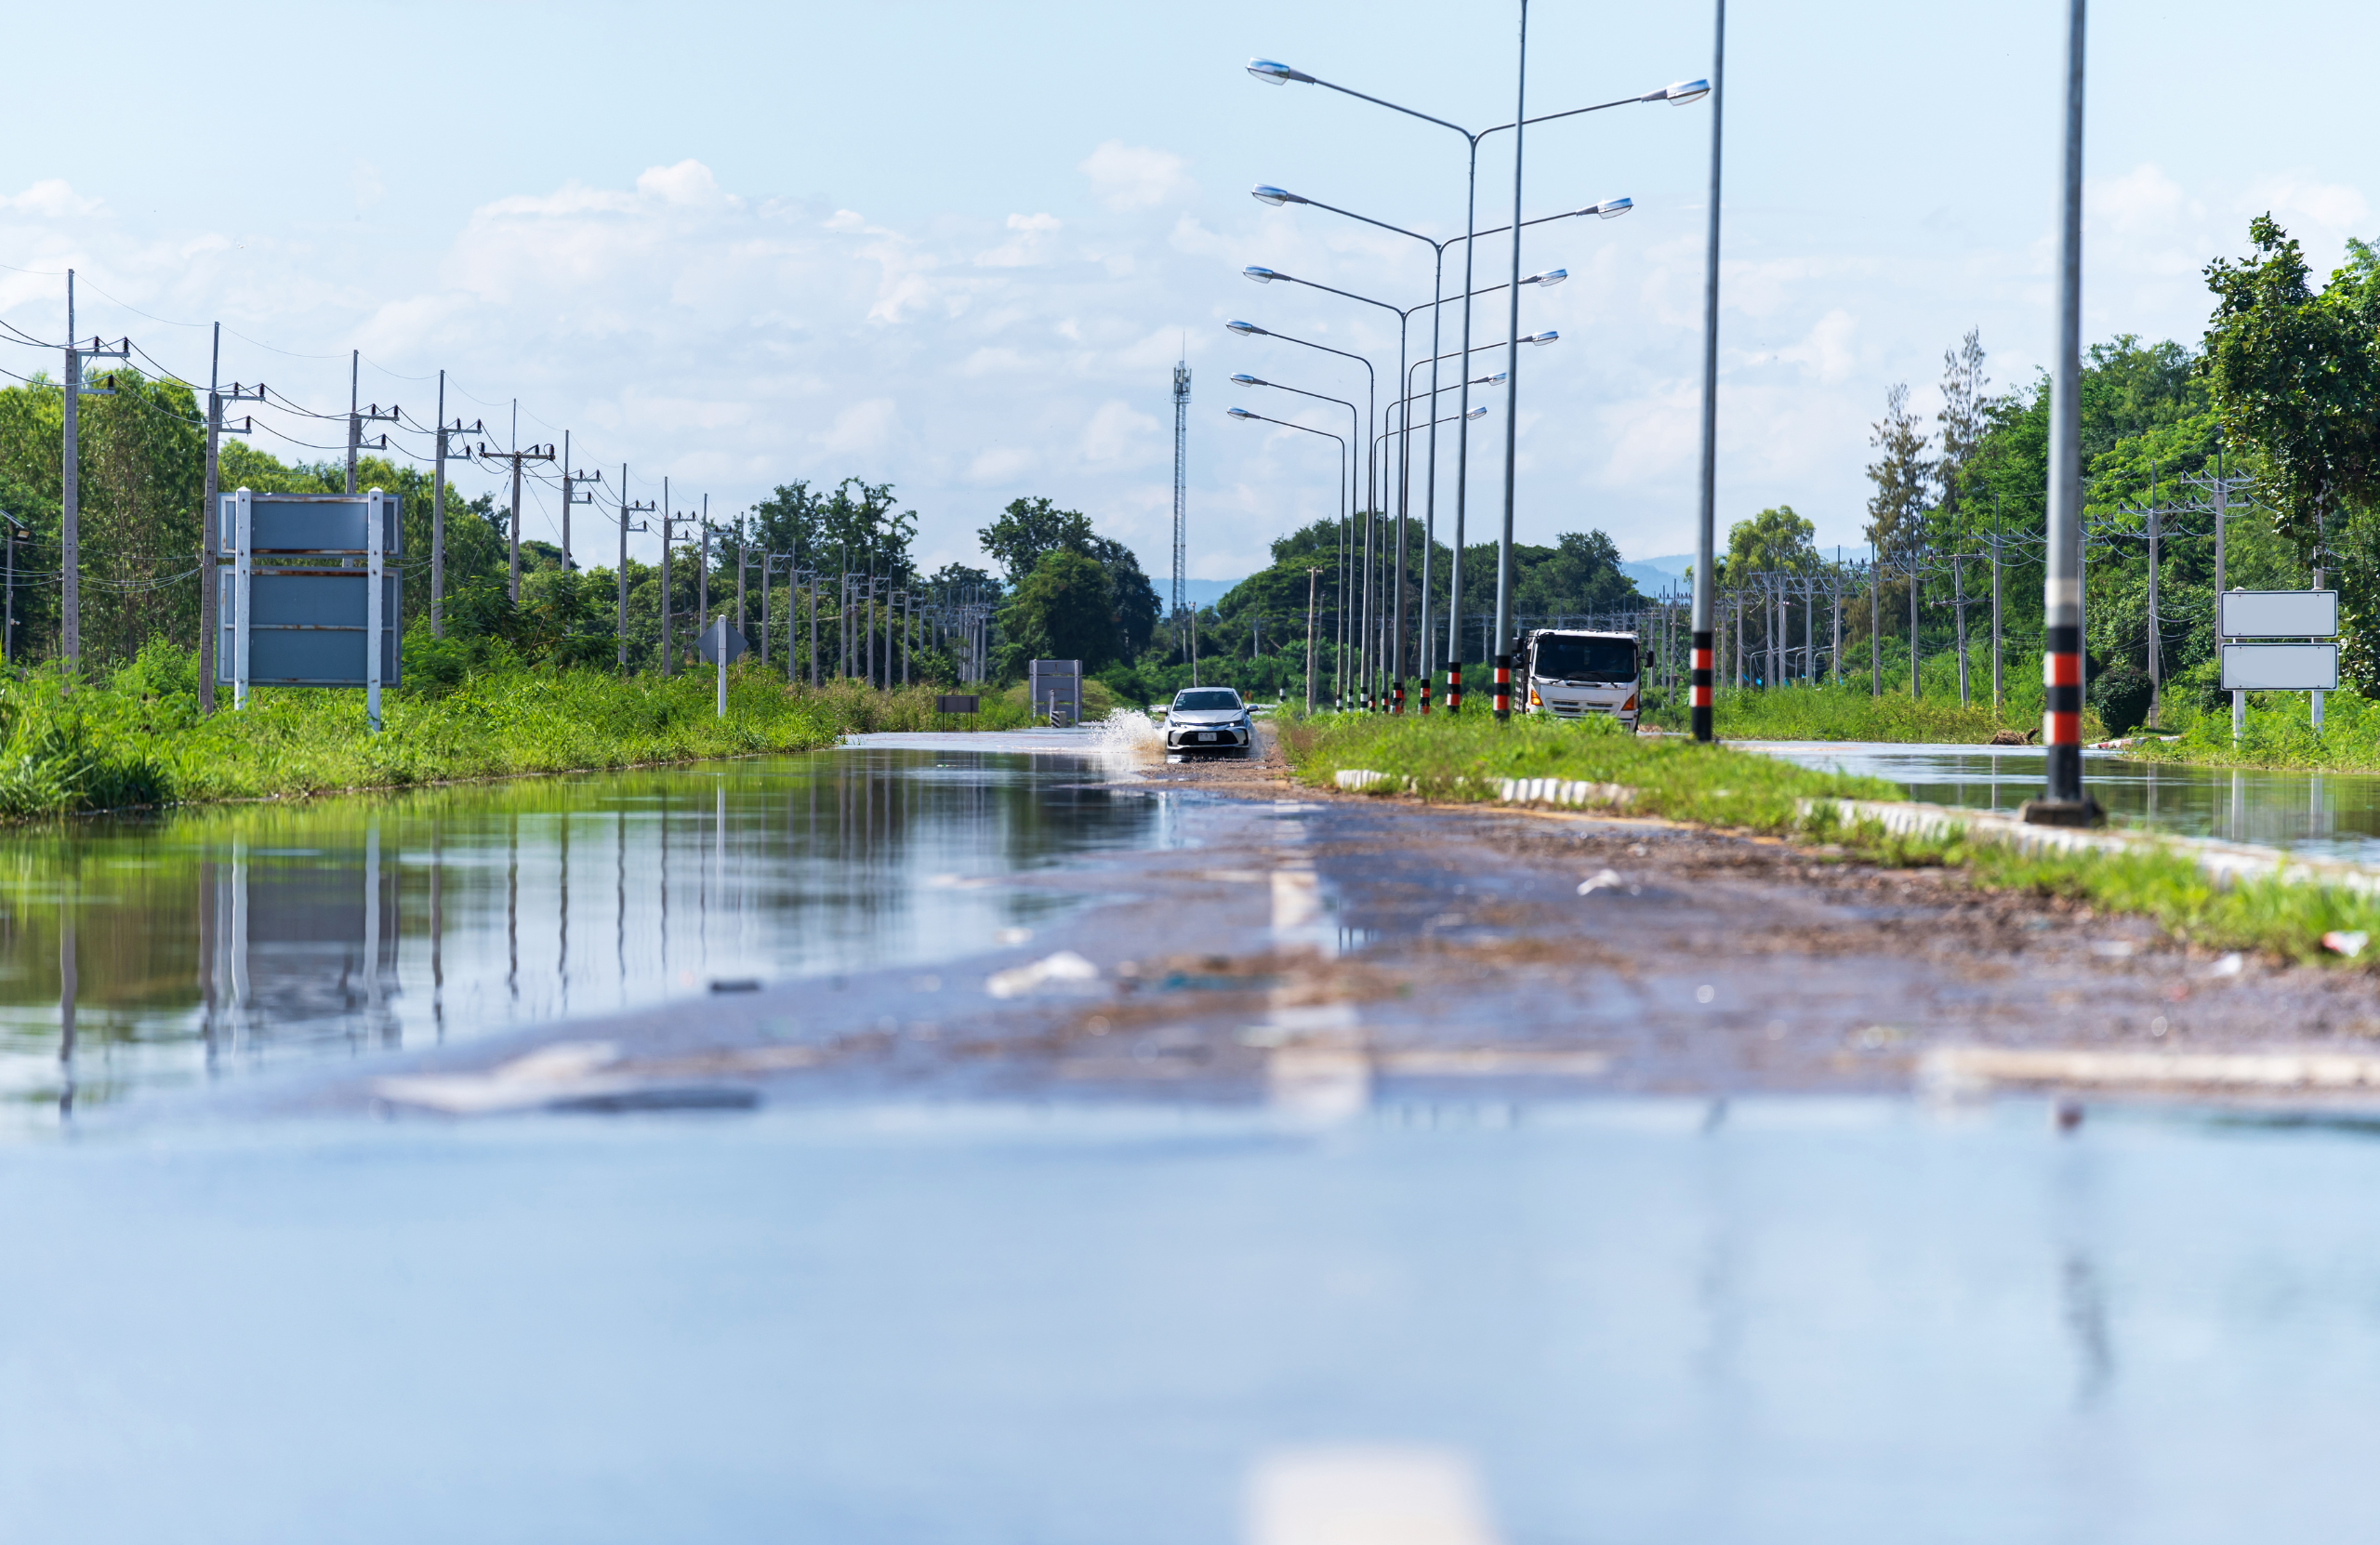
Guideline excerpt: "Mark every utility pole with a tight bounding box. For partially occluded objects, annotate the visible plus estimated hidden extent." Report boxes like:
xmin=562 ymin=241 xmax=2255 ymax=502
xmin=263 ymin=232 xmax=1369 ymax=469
xmin=616 ymin=464 xmax=654 ymax=672
xmin=661 ymin=479 xmax=675 ymax=675
xmin=60 ymin=270 xmax=128 ymax=682
xmin=199 ymin=326 xmax=261 ymax=716
xmin=342 ymin=352 xmax=398 ymax=496
xmin=559 ymin=431 xmax=599 ymax=573
xmin=431 ymin=388 xmax=483 ymax=640
xmin=698 ymin=495 xmax=710 ymax=629
xmin=478 ymin=410 xmax=555 ymax=602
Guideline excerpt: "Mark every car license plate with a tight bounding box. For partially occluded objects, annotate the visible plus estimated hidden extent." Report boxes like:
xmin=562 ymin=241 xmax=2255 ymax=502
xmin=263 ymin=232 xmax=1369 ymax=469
xmin=1199 ymin=732 xmax=1217 ymax=743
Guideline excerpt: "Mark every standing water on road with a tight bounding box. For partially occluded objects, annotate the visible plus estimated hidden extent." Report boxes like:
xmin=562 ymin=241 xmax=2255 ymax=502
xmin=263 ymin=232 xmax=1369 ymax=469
xmin=0 ymin=744 xmax=1164 ymax=1129
xmin=1743 ymin=740 xmax=2380 ymax=864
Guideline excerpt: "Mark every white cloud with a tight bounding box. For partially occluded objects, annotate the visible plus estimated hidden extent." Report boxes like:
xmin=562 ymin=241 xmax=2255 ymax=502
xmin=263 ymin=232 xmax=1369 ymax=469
xmin=1079 ymin=141 xmax=1192 ymax=213
xmin=1080 ymin=399 xmax=1158 ymax=465
xmin=3 ymin=179 xmax=101 ymax=218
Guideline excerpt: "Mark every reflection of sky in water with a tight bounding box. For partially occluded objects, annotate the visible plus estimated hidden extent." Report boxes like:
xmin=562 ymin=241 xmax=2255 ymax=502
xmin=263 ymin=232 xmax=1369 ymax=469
xmin=6 ymin=1100 xmax=2377 ymax=1540
xmin=0 ymin=750 xmax=1177 ymax=1126
xmin=1742 ymin=740 xmax=2380 ymax=863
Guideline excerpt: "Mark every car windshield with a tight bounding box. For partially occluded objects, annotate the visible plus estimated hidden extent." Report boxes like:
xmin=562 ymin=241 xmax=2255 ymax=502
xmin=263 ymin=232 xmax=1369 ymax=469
xmin=1173 ymin=690 xmax=1243 ymax=712
xmin=1531 ymin=636 xmax=1637 ymax=681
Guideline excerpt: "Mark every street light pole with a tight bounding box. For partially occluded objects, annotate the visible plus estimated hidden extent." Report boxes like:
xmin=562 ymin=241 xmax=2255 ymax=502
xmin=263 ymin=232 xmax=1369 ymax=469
xmin=1493 ymin=0 xmax=1531 ymax=721
xmin=2028 ymin=0 xmax=2096 ymax=824
xmin=1248 ymin=56 xmax=1700 ymax=710
xmin=1227 ymin=407 xmax=1348 ymax=708
xmin=1226 ymin=319 xmax=1375 ymax=706
xmin=1691 ymin=0 xmax=1726 ymax=742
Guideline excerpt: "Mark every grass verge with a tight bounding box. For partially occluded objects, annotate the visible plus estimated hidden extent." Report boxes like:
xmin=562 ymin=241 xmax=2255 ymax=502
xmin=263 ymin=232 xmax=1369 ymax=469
xmin=1644 ymin=680 xmax=2083 ymax=744
xmin=0 ymin=640 xmax=1046 ymax=817
xmin=1286 ymin=709 xmax=2380 ymax=969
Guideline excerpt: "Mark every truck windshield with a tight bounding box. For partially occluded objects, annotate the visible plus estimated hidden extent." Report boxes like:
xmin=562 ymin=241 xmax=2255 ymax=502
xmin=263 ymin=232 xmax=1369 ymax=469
xmin=1173 ymin=690 xmax=1243 ymax=711
xmin=1532 ymin=636 xmax=1637 ymax=682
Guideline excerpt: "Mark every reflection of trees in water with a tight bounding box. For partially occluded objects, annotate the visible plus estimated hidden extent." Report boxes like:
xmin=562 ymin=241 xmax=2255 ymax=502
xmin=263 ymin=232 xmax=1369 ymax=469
xmin=0 ymin=752 xmax=1155 ymax=1094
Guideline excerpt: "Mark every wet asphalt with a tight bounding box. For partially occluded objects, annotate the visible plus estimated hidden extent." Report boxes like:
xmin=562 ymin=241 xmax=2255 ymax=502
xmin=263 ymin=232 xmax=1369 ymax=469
xmin=156 ymin=728 xmax=2380 ymax=1127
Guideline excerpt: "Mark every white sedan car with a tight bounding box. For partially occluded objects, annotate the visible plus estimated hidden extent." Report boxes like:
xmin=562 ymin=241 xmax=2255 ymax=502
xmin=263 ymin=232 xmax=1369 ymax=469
xmin=1164 ymin=687 xmax=1254 ymax=755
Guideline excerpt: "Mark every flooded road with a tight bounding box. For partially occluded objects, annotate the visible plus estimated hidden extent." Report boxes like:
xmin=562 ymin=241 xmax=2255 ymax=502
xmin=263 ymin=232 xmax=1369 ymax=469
xmin=0 ymin=742 xmax=1169 ymax=1128
xmin=6 ymin=1098 xmax=2376 ymax=1542
xmin=6 ymin=734 xmax=2379 ymax=1538
xmin=1742 ymin=740 xmax=2380 ymax=864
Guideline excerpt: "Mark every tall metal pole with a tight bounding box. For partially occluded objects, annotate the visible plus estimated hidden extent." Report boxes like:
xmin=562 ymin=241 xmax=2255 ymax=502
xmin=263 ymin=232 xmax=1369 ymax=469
xmin=660 ymin=477 xmax=673 ymax=676
xmin=1490 ymin=0 xmax=1529 ymax=722
xmin=617 ymin=464 xmax=631 ymax=671
xmin=432 ymin=371 xmax=447 ymax=639
xmin=345 ymin=350 xmax=361 ymax=496
xmin=561 ymin=430 xmax=574 ymax=574
xmin=1448 ymin=140 xmax=1482 ymax=712
xmin=1689 ymin=0 xmax=1726 ymax=742
xmin=61 ymin=271 xmax=79 ymax=680
xmin=2031 ymin=0 xmax=2093 ymax=822
xmin=1305 ymin=566 xmax=1321 ymax=714
xmin=507 ymin=401 xmax=523 ymax=602
xmin=200 ymin=323 xmax=221 ymax=715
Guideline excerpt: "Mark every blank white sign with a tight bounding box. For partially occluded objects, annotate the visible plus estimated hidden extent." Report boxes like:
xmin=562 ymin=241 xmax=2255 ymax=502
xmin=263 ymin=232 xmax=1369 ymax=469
xmin=2220 ymin=589 xmax=2336 ymax=639
xmin=2221 ymin=642 xmax=2338 ymax=691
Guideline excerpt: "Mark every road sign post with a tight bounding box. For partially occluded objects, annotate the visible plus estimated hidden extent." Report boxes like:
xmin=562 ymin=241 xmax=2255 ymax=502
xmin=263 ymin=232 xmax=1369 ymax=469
xmin=218 ymin=488 xmax=401 ymax=727
xmin=2218 ymin=588 xmax=2337 ymax=743
xmin=698 ymin=616 xmax=749 ymax=719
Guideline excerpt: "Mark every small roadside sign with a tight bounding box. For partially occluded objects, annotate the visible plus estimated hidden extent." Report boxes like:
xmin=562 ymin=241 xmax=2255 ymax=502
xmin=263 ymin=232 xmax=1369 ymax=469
xmin=697 ymin=617 xmax=749 ymax=666
xmin=2219 ymin=589 xmax=2336 ymax=639
xmin=2220 ymin=641 xmax=2339 ymax=692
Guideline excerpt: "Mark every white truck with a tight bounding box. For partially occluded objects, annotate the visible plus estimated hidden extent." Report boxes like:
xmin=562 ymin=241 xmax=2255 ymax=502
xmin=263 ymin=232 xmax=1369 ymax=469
xmin=1518 ymin=628 xmax=1641 ymax=732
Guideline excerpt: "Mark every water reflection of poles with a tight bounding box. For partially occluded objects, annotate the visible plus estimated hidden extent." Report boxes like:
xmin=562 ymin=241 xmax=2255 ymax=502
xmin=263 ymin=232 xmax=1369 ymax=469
xmin=506 ymin=814 xmax=520 ymax=1005
xmin=364 ymin=824 xmax=383 ymax=1043
xmin=59 ymin=871 xmax=77 ymax=1118
xmin=430 ymin=820 xmax=445 ymax=1042
xmin=559 ymin=812 xmax=571 ymax=1018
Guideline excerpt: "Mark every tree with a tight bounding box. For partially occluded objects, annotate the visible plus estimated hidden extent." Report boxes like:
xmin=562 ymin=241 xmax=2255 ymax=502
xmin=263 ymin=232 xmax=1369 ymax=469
xmin=1724 ymin=507 xmax=1818 ymax=578
xmin=996 ymin=548 xmax=1118 ymax=674
xmin=1936 ymin=330 xmax=1989 ymax=523
xmin=978 ymin=495 xmax=1094 ymax=583
xmin=2201 ymin=215 xmax=2380 ymax=569
xmin=1864 ymin=382 xmax=1932 ymax=564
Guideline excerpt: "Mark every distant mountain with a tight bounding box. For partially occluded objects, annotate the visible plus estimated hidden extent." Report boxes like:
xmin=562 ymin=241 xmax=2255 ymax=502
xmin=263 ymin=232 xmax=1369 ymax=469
xmin=1620 ymin=553 xmax=1694 ymax=596
xmin=1177 ymin=578 xmax=1244 ymax=608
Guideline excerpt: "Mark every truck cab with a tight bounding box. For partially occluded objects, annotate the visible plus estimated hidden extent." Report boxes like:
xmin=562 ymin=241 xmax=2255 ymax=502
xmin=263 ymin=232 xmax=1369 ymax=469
xmin=1520 ymin=628 xmax=1640 ymax=732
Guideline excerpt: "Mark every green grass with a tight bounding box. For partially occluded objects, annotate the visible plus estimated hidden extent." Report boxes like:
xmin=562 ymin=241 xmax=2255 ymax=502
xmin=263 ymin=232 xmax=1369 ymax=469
xmin=1279 ymin=710 xmax=1899 ymax=830
xmin=1644 ymin=680 xmax=2086 ymax=744
xmin=1818 ymin=812 xmax=2380 ymax=967
xmin=2127 ymin=687 xmax=2380 ymax=771
xmin=0 ymin=640 xmax=1044 ymax=817
xmin=1289 ymin=708 xmax=2380 ymax=969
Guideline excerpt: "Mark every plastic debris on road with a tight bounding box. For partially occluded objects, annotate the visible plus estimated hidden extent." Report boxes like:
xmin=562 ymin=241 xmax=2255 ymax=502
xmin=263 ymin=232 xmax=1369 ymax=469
xmin=985 ymin=950 xmax=1101 ymax=998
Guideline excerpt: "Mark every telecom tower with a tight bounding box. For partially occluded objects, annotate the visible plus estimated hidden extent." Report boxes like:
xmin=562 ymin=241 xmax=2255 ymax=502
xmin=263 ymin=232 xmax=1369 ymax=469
xmin=1171 ymin=356 xmax=1190 ymax=653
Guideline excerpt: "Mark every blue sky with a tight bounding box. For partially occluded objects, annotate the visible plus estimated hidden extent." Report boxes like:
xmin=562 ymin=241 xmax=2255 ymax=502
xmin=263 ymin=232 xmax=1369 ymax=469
xmin=3 ymin=0 xmax=2373 ymax=584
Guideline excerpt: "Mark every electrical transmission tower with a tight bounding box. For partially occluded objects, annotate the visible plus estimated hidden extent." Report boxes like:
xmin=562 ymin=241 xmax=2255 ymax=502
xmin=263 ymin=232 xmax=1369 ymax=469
xmin=1172 ymin=355 xmax=1190 ymax=653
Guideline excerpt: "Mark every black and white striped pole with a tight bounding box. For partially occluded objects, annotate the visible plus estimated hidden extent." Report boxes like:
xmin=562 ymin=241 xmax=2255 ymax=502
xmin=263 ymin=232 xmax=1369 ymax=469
xmin=2025 ymin=0 xmax=2100 ymax=825
xmin=1689 ymin=0 xmax=1726 ymax=743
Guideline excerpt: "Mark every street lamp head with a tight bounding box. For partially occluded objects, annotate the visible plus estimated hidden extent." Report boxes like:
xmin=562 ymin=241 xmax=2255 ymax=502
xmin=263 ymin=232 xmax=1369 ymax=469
xmin=1229 ymin=373 xmax=1264 ymax=387
xmin=1592 ymin=197 xmax=1633 ymax=219
xmin=1246 ymin=59 xmax=1316 ymax=86
xmin=1474 ymin=372 xmax=1509 ymax=387
xmin=1225 ymin=320 xmax=1268 ymax=337
xmin=1243 ymin=265 xmax=1284 ymax=284
xmin=1655 ymin=79 xmax=1712 ymax=105
xmin=1529 ymin=330 xmax=1559 ymax=346
xmin=1250 ymin=186 xmax=1308 ymax=207
xmin=1465 ymin=405 xmax=1489 ymax=420
xmin=1523 ymin=268 xmax=1568 ymax=287
xmin=1228 ymin=407 xmax=1259 ymax=420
